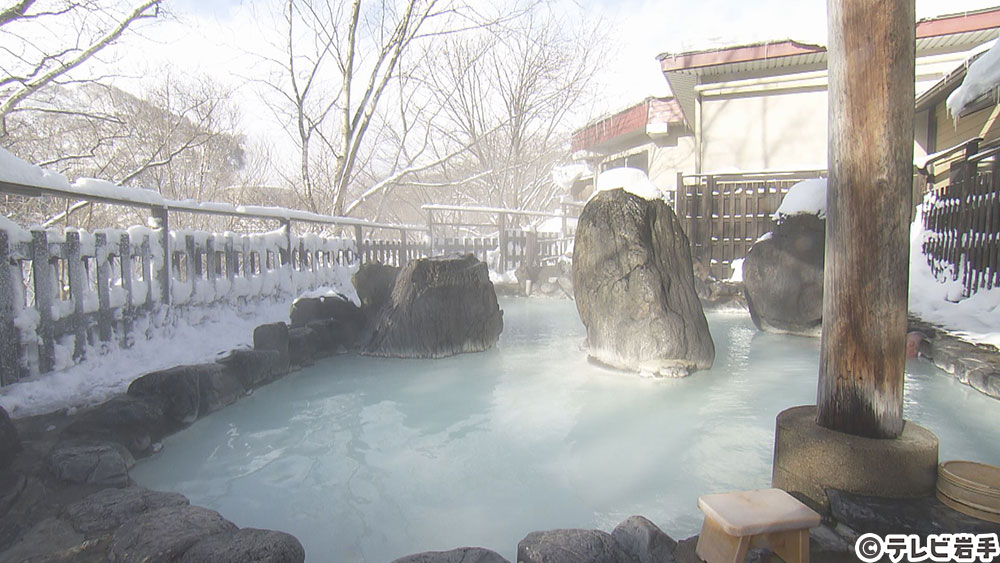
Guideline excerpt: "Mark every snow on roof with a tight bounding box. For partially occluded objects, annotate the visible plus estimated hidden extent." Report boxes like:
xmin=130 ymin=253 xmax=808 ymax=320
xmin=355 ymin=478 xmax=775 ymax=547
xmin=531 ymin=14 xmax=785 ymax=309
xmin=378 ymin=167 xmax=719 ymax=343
xmin=593 ymin=167 xmax=665 ymax=201
xmin=772 ymin=178 xmax=827 ymax=222
xmin=947 ymin=38 xmax=1000 ymax=118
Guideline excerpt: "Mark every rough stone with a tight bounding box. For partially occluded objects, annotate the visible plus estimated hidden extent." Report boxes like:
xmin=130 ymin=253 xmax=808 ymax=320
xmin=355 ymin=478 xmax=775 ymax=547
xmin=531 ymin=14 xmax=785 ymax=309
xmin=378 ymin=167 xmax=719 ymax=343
xmin=0 ymin=517 xmax=91 ymax=563
xmin=742 ymin=214 xmax=825 ymax=336
xmin=108 ymin=504 xmax=238 ymax=562
xmin=128 ymin=366 xmax=202 ymax=426
xmin=611 ymin=515 xmax=676 ymax=563
xmin=390 ymin=547 xmax=509 ymax=563
xmin=828 ymin=488 xmax=1000 ymax=536
xmin=254 ymin=322 xmax=290 ymax=369
xmin=354 ymin=261 xmax=399 ymax=306
xmin=288 ymin=326 xmax=317 ymax=366
xmin=63 ymin=396 xmax=167 ymax=455
xmin=0 ymin=406 xmax=20 ymax=469
xmin=517 ymin=528 xmax=635 ymax=563
xmin=290 ymin=294 xmax=364 ymax=334
xmin=198 ymin=364 xmax=246 ymax=414
xmin=929 ymin=337 xmax=962 ymax=375
xmin=772 ymin=405 xmax=939 ymax=507
xmin=217 ymin=348 xmax=287 ymax=388
xmin=968 ymin=368 xmax=1000 ymax=399
xmin=305 ymin=318 xmax=357 ymax=355
xmin=181 ymin=528 xmax=305 ymax=563
xmin=572 ymin=188 xmax=714 ymax=376
xmin=0 ymin=471 xmax=25 ymax=517
xmin=48 ymin=440 xmax=135 ymax=487
xmin=64 ymin=486 xmax=189 ymax=535
xmin=364 ymin=255 xmax=503 ymax=358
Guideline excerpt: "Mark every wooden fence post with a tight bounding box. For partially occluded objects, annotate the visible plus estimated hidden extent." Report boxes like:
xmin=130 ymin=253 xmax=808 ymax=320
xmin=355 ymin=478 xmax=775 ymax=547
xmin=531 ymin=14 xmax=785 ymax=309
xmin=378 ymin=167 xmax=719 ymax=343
xmin=119 ymin=233 xmax=133 ymax=347
xmin=31 ymin=230 xmax=55 ymax=373
xmin=354 ymin=224 xmax=364 ymax=265
xmin=498 ymin=213 xmax=508 ymax=273
xmin=426 ymin=209 xmax=435 ymax=256
xmin=399 ymin=228 xmax=409 ymax=266
xmin=151 ymin=207 xmax=170 ymax=306
xmin=0 ymin=231 xmax=22 ymax=385
xmin=94 ymin=232 xmax=113 ymax=344
xmin=65 ymin=231 xmax=87 ymax=360
xmin=817 ymin=0 xmax=914 ymax=439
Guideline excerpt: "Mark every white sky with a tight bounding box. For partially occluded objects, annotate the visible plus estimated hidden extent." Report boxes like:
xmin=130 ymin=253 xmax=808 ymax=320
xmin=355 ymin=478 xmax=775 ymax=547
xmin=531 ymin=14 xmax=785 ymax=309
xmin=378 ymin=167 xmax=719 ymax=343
xmin=105 ymin=0 xmax=1000 ymax=153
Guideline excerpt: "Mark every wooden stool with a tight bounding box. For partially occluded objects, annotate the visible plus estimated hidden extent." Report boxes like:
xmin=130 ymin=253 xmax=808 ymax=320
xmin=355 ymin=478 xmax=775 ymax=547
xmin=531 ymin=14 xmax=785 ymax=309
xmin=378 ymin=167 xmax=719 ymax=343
xmin=695 ymin=488 xmax=821 ymax=563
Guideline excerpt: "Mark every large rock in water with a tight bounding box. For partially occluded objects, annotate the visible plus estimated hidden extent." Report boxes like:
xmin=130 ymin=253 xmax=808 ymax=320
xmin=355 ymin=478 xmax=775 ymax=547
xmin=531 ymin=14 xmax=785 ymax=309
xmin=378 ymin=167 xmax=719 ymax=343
xmin=572 ymin=188 xmax=714 ymax=376
xmin=742 ymin=214 xmax=825 ymax=336
xmin=363 ymin=255 xmax=503 ymax=358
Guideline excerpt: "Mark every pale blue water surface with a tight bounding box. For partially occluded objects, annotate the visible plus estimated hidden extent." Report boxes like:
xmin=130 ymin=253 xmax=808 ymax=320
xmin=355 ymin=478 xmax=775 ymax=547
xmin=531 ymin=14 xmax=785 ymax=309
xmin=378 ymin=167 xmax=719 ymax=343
xmin=131 ymin=298 xmax=1000 ymax=562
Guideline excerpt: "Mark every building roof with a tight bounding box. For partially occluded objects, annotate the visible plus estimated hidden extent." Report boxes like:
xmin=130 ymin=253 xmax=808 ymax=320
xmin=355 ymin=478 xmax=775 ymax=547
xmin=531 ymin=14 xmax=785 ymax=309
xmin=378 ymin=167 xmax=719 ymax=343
xmin=571 ymin=97 xmax=684 ymax=153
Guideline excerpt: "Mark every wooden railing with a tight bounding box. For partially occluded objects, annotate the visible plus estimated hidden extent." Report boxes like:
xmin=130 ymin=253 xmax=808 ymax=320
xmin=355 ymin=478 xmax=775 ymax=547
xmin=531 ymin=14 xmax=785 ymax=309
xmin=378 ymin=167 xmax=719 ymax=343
xmin=920 ymin=138 xmax=1000 ymax=298
xmin=676 ymin=170 xmax=827 ymax=279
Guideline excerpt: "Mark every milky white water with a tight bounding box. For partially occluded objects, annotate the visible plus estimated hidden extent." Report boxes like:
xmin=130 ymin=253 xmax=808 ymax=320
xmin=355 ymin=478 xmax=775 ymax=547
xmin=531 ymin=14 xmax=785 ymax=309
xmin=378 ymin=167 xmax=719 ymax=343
xmin=131 ymin=298 xmax=1000 ymax=562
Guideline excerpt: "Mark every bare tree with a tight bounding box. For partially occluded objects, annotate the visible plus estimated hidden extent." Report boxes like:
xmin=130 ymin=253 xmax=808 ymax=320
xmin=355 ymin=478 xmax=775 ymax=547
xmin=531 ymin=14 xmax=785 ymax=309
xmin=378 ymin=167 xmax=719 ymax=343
xmin=0 ymin=0 xmax=161 ymax=133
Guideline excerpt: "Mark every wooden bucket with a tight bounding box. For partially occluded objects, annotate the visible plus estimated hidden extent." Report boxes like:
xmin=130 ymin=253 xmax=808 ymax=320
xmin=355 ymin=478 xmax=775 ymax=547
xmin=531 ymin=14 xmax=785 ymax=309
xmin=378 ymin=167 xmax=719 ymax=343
xmin=936 ymin=461 xmax=1000 ymax=523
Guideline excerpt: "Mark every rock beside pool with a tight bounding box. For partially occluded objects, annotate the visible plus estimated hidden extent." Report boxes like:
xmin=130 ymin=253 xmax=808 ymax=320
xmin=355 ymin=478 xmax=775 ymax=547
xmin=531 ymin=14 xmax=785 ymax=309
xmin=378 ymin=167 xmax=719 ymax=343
xmin=572 ymin=188 xmax=714 ymax=376
xmin=612 ymin=515 xmax=677 ymax=563
xmin=128 ymin=366 xmax=202 ymax=426
xmin=63 ymin=396 xmax=168 ymax=455
xmin=0 ymin=405 xmax=20 ymax=469
xmin=254 ymin=322 xmax=290 ymax=369
xmin=391 ymin=547 xmax=509 ymax=563
xmin=354 ymin=262 xmax=400 ymax=316
xmin=827 ymin=488 xmax=1000 ymax=536
xmin=181 ymin=528 xmax=305 ymax=563
xmin=290 ymin=294 xmax=364 ymax=351
xmin=364 ymin=255 xmax=503 ymax=358
xmin=517 ymin=528 xmax=635 ymax=563
xmin=64 ymin=486 xmax=189 ymax=535
xmin=742 ymin=214 xmax=825 ymax=336
xmin=108 ymin=504 xmax=238 ymax=562
xmin=47 ymin=440 xmax=135 ymax=487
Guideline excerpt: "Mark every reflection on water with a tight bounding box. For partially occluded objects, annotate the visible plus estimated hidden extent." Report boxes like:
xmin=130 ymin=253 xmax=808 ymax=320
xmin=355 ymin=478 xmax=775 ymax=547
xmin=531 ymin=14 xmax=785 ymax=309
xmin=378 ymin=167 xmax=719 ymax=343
xmin=131 ymin=299 xmax=1000 ymax=562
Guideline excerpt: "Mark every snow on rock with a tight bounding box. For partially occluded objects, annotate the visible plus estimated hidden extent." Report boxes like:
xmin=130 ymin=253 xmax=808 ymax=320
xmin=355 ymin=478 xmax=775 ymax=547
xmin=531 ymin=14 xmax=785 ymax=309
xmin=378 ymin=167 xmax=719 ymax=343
xmin=909 ymin=201 xmax=1000 ymax=348
xmin=0 ymin=147 xmax=71 ymax=190
xmin=593 ymin=167 xmax=665 ymax=201
xmin=772 ymin=178 xmax=827 ymax=222
xmin=551 ymin=162 xmax=592 ymax=190
xmin=947 ymin=39 xmax=1000 ymax=119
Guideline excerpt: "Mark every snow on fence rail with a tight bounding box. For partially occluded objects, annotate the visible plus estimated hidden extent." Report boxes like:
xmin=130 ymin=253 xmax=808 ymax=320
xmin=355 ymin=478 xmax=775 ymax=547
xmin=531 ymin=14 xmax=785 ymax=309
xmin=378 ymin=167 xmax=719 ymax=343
xmin=920 ymin=138 xmax=1000 ymax=298
xmin=0 ymin=221 xmax=355 ymax=385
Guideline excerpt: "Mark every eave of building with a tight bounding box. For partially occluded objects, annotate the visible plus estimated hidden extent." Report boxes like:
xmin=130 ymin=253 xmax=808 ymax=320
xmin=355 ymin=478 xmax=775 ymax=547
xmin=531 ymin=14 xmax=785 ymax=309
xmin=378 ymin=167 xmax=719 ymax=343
xmin=570 ymin=97 xmax=684 ymax=153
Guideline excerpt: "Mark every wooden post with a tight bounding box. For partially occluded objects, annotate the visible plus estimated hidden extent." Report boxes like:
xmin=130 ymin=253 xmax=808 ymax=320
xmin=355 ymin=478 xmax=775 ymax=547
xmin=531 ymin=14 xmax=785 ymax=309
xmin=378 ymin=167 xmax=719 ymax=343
xmin=498 ymin=213 xmax=508 ymax=273
xmin=353 ymin=224 xmax=364 ymax=264
xmin=31 ymin=230 xmax=55 ymax=373
xmin=151 ymin=207 xmax=170 ymax=306
xmin=119 ymin=233 xmax=133 ymax=347
xmin=818 ymin=0 xmax=915 ymax=439
xmin=399 ymin=228 xmax=409 ymax=266
xmin=426 ymin=209 xmax=435 ymax=257
xmin=0 ymin=231 xmax=22 ymax=385
xmin=65 ymin=232 xmax=87 ymax=360
xmin=95 ymin=232 xmax=113 ymax=344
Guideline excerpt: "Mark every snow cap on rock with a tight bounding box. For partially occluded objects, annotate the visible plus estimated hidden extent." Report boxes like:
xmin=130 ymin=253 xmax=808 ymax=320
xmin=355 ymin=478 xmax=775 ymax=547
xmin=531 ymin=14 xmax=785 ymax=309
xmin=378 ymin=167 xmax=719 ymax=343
xmin=593 ymin=167 xmax=664 ymax=201
xmin=772 ymin=178 xmax=827 ymax=222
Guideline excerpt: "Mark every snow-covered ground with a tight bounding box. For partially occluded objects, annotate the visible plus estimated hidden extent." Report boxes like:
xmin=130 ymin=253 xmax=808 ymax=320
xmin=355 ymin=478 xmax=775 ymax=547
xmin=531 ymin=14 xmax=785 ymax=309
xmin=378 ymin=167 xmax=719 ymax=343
xmin=0 ymin=298 xmax=294 ymax=418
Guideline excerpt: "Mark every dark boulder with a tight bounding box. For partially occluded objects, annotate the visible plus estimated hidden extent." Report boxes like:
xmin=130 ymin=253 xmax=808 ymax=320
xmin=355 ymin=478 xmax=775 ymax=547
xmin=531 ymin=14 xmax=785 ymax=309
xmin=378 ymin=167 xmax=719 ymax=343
xmin=198 ymin=364 xmax=246 ymax=415
xmin=254 ymin=322 xmax=290 ymax=370
xmin=64 ymin=486 xmax=189 ymax=535
xmin=827 ymin=488 xmax=1000 ymax=537
xmin=611 ymin=516 xmax=676 ymax=563
xmin=0 ymin=406 xmax=20 ymax=469
xmin=363 ymin=255 xmax=503 ymax=358
xmin=353 ymin=262 xmax=400 ymax=317
xmin=128 ymin=366 xmax=202 ymax=426
xmin=64 ymin=395 xmax=168 ymax=455
xmin=572 ymin=188 xmax=714 ymax=376
xmin=108 ymin=504 xmax=238 ymax=562
xmin=47 ymin=440 xmax=135 ymax=487
xmin=288 ymin=326 xmax=317 ymax=366
xmin=289 ymin=294 xmax=364 ymax=350
xmin=742 ymin=214 xmax=825 ymax=336
xmin=217 ymin=348 xmax=287 ymax=388
xmin=181 ymin=528 xmax=305 ymax=563
xmin=517 ymin=529 xmax=635 ymax=563
xmin=391 ymin=547 xmax=509 ymax=563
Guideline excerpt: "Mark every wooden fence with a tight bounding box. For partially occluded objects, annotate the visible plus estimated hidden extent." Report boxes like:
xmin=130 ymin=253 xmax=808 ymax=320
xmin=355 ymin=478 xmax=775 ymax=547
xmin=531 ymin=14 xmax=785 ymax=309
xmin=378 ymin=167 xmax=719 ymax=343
xmin=676 ymin=170 xmax=827 ymax=279
xmin=920 ymin=138 xmax=1000 ymax=298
